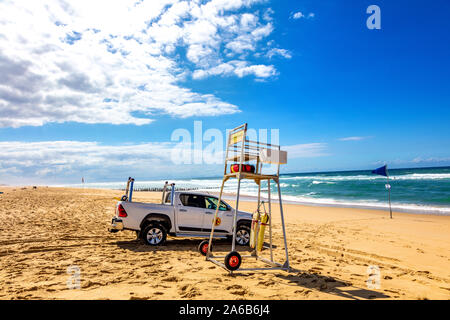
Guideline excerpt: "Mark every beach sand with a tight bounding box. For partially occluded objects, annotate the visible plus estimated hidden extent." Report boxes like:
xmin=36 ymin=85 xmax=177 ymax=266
xmin=0 ymin=187 xmax=449 ymax=300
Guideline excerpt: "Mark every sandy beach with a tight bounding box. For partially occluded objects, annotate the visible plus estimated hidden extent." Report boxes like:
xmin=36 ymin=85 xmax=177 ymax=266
xmin=0 ymin=186 xmax=449 ymax=300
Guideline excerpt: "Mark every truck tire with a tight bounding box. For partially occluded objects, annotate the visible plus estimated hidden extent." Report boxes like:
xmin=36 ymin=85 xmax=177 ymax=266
xmin=235 ymin=224 xmax=251 ymax=246
xmin=141 ymin=223 xmax=167 ymax=246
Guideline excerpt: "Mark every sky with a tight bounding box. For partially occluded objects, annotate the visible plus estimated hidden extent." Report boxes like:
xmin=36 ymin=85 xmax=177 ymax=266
xmin=0 ymin=0 xmax=449 ymax=184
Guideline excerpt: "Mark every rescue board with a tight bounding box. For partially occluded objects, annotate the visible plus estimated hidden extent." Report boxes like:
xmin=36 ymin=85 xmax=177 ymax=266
xmin=256 ymin=212 xmax=269 ymax=252
xmin=249 ymin=211 xmax=260 ymax=249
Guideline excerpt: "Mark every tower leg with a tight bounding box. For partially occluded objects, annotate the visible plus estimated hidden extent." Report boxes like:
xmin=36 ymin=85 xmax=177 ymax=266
xmin=276 ymin=178 xmax=289 ymax=270
xmin=254 ymin=178 xmax=262 ymax=258
xmin=257 ymin=180 xmax=261 ymax=215
xmin=207 ymin=179 xmax=225 ymax=257
xmin=268 ymin=179 xmax=273 ymax=262
xmin=231 ymin=174 xmax=242 ymax=252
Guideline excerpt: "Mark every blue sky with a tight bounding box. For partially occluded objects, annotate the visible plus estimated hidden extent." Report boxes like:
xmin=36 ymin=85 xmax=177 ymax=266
xmin=0 ymin=0 xmax=449 ymax=184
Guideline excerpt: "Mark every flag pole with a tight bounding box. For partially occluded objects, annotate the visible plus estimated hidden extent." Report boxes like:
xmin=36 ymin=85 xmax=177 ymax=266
xmin=386 ymin=165 xmax=392 ymax=219
xmin=372 ymin=164 xmax=393 ymax=219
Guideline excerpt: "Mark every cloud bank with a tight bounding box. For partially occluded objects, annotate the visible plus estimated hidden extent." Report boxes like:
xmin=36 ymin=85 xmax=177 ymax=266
xmin=0 ymin=140 xmax=328 ymax=184
xmin=0 ymin=141 xmax=181 ymax=184
xmin=0 ymin=0 xmax=288 ymax=128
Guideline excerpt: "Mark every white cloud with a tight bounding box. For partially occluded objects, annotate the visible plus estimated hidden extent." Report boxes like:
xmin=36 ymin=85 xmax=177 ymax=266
xmin=266 ymin=48 xmax=292 ymax=59
xmin=240 ymin=13 xmax=259 ymax=30
xmin=292 ymin=12 xmax=304 ymax=19
xmin=234 ymin=64 xmax=277 ymax=78
xmin=192 ymin=60 xmax=277 ymax=79
xmin=263 ymin=8 xmax=275 ymax=21
xmin=284 ymin=143 xmax=329 ymax=158
xmin=0 ymin=0 xmax=284 ymax=128
xmin=339 ymin=136 xmax=371 ymax=141
xmin=411 ymin=157 xmax=450 ymax=164
xmin=291 ymin=11 xmax=315 ymax=20
xmin=374 ymin=157 xmax=450 ymax=166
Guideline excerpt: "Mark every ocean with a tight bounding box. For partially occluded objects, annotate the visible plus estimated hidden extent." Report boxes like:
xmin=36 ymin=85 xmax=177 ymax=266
xmin=63 ymin=166 xmax=450 ymax=215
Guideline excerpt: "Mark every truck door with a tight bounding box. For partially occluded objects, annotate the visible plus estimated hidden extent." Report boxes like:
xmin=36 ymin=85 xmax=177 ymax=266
xmin=203 ymin=196 xmax=233 ymax=233
xmin=176 ymin=194 xmax=207 ymax=232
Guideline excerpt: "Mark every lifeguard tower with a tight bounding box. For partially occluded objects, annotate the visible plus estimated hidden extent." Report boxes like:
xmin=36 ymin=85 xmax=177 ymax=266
xmin=201 ymin=123 xmax=290 ymax=273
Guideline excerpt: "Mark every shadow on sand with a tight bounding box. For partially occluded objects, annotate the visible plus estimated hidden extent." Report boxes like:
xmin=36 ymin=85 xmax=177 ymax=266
xmin=116 ymin=237 xmax=277 ymax=253
xmin=274 ymin=269 xmax=390 ymax=300
xmin=115 ymin=238 xmax=388 ymax=300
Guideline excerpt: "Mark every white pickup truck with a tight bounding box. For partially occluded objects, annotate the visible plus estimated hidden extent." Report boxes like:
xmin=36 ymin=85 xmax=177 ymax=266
xmin=108 ymin=181 xmax=252 ymax=247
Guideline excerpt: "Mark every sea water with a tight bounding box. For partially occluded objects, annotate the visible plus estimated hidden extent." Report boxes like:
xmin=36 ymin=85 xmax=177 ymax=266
xmin=63 ymin=166 xmax=450 ymax=215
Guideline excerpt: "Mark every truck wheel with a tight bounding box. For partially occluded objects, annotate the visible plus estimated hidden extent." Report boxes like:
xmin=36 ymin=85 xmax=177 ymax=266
xmin=142 ymin=223 xmax=167 ymax=246
xmin=224 ymin=251 xmax=242 ymax=271
xmin=198 ymin=240 xmax=212 ymax=256
xmin=235 ymin=225 xmax=251 ymax=246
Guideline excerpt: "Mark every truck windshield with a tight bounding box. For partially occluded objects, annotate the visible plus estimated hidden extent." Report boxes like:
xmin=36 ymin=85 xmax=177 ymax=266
xmin=205 ymin=196 xmax=228 ymax=211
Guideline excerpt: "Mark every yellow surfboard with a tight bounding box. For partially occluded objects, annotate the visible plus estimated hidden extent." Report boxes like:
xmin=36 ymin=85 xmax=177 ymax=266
xmin=249 ymin=211 xmax=260 ymax=249
xmin=256 ymin=212 xmax=269 ymax=252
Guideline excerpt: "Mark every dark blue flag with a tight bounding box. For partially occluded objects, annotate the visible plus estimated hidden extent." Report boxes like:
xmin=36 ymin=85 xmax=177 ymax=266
xmin=372 ymin=165 xmax=388 ymax=177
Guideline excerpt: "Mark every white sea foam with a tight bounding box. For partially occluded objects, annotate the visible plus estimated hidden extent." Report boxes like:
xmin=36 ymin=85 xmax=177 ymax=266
xmin=391 ymin=173 xmax=450 ymax=180
xmin=57 ymin=172 xmax=450 ymax=215
xmin=281 ymin=175 xmax=380 ymax=182
xmin=60 ymin=172 xmax=450 ymax=189
xmin=311 ymin=180 xmax=336 ymax=185
xmin=225 ymin=190 xmax=450 ymax=215
xmin=280 ymin=173 xmax=450 ymax=182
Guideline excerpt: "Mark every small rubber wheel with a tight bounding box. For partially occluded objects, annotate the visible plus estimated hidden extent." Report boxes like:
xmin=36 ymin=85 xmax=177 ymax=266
xmin=224 ymin=251 xmax=242 ymax=271
xmin=198 ymin=240 xmax=212 ymax=256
